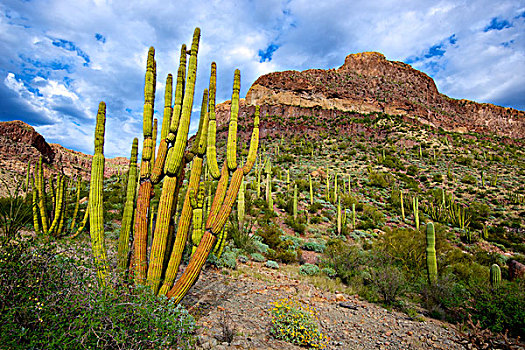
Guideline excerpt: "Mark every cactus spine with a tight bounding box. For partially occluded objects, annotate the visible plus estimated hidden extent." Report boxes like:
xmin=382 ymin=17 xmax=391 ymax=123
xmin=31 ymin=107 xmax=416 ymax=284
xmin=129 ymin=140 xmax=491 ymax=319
xmin=89 ymin=101 xmax=108 ymax=286
xmin=117 ymin=138 xmax=139 ymax=271
xmin=426 ymin=222 xmax=438 ymax=285
xmin=490 ymin=264 xmax=501 ymax=288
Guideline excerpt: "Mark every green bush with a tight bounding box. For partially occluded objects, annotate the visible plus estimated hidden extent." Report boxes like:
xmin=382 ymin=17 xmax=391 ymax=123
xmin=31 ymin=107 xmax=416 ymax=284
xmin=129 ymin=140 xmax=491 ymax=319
xmin=299 ymin=263 xmax=320 ymax=276
xmin=250 ymin=252 xmax=266 ymax=262
xmin=0 ymin=239 xmax=195 ymax=349
xmin=265 ymin=260 xmax=279 ymax=269
xmin=321 ymin=267 xmax=337 ymax=278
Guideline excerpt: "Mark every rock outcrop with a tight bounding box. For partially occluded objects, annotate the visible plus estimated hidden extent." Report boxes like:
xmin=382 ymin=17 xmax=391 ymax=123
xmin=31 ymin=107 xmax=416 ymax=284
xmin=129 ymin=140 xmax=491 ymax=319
xmin=237 ymin=52 xmax=523 ymax=140
xmin=0 ymin=120 xmax=127 ymax=180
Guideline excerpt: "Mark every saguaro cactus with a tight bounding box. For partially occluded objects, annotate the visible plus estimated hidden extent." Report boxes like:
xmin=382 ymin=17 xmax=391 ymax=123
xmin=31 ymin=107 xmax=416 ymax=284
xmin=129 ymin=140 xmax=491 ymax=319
xmin=426 ymin=222 xmax=437 ymax=285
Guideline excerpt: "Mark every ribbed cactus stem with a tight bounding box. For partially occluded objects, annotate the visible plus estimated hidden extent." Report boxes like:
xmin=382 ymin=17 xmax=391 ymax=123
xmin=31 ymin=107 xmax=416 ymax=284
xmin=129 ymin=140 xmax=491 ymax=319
xmin=238 ymin=178 xmax=245 ymax=230
xmin=242 ymin=106 xmax=260 ymax=174
xmin=134 ymin=46 xmax=156 ymax=284
xmin=413 ymin=196 xmax=419 ymax=230
xmin=426 ymin=222 xmax=438 ymax=285
xmin=309 ymin=174 xmax=314 ymax=205
xmin=69 ymin=177 xmax=81 ymax=230
xmin=334 ymin=174 xmax=338 ymax=204
xmin=352 ymin=203 xmax=356 ymax=229
xmin=326 ymin=172 xmax=330 ymax=202
xmin=166 ymin=29 xmax=200 ymax=176
xmin=36 ymin=157 xmax=48 ymax=235
xmin=168 ymin=44 xmax=187 ymax=140
xmin=89 ymin=101 xmax=108 ymax=287
xmin=56 ymin=177 xmax=66 ymax=236
xmin=161 ymin=74 xmax=173 ymax=140
xmin=117 ymin=138 xmax=139 ymax=271
xmin=490 ymin=264 xmax=501 ymax=288
xmin=226 ymin=69 xmax=240 ymax=171
xmin=400 ymin=191 xmax=405 ymax=221
xmin=206 ymin=62 xmax=221 ymax=179
xmin=152 ymin=118 xmax=158 ymax=165
xmin=337 ymin=194 xmax=341 ymax=235
xmin=31 ymin=175 xmax=40 ymax=234
xmin=190 ymin=185 xmax=205 ymax=256
xmin=293 ymin=184 xmax=298 ymax=221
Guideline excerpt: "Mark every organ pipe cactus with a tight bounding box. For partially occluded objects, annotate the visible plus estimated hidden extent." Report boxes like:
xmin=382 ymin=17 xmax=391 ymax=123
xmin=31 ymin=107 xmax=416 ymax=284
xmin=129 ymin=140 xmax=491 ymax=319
xmin=190 ymin=185 xmax=205 ymax=256
xmin=337 ymin=194 xmax=341 ymax=235
xmin=490 ymin=264 xmax=501 ymax=288
xmin=352 ymin=203 xmax=356 ymax=229
xmin=89 ymin=101 xmax=109 ymax=286
xmin=309 ymin=174 xmax=314 ymax=205
xmin=85 ymin=28 xmax=259 ymax=306
xmin=31 ymin=175 xmax=40 ymax=233
xmin=237 ymin=178 xmax=245 ymax=230
xmin=400 ymin=191 xmax=405 ymax=221
xmin=425 ymin=222 xmax=437 ymax=285
xmin=69 ymin=177 xmax=82 ymax=231
xmin=413 ymin=196 xmax=419 ymax=230
xmin=117 ymin=138 xmax=138 ymax=271
xmin=293 ymin=183 xmax=298 ymax=220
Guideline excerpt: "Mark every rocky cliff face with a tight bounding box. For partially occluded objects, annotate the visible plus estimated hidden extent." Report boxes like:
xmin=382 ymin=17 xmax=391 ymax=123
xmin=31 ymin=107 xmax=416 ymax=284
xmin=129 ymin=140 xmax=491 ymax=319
xmin=236 ymin=52 xmax=523 ymax=140
xmin=0 ymin=120 xmax=128 ymax=180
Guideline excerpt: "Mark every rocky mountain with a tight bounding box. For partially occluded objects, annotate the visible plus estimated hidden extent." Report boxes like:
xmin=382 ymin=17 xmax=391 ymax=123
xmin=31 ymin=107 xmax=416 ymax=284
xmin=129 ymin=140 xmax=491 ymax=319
xmin=216 ymin=52 xmax=524 ymax=141
xmin=0 ymin=120 xmax=128 ymax=181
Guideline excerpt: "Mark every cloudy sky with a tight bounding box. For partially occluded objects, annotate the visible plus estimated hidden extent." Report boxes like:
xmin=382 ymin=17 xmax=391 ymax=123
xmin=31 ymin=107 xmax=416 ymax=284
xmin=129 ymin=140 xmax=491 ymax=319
xmin=1 ymin=0 xmax=524 ymax=158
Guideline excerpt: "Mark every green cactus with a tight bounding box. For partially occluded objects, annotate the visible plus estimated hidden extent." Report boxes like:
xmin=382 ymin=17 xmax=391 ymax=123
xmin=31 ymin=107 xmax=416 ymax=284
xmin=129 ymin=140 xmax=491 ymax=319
xmin=400 ymin=190 xmax=405 ymax=221
xmin=293 ymin=183 xmax=298 ymax=220
xmin=309 ymin=174 xmax=314 ymax=205
xmin=238 ymin=178 xmax=245 ymax=230
xmin=190 ymin=184 xmax=206 ymax=256
xmin=352 ymin=203 xmax=356 ymax=229
xmin=226 ymin=69 xmax=240 ymax=171
xmin=69 ymin=177 xmax=82 ymax=231
xmin=31 ymin=175 xmax=40 ymax=234
xmin=490 ymin=264 xmax=501 ymax=288
xmin=337 ymin=194 xmax=341 ymax=235
xmin=117 ymin=138 xmax=139 ymax=271
xmin=413 ymin=196 xmax=419 ymax=230
xmin=89 ymin=101 xmax=109 ymax=286
xmin=426 ymin=222 xmax=437 ymax=285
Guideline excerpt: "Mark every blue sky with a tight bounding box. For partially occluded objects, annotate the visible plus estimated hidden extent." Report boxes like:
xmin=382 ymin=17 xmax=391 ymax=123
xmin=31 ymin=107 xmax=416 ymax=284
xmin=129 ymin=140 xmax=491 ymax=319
xmin=1 ymin=0 xmax=524 ymax=158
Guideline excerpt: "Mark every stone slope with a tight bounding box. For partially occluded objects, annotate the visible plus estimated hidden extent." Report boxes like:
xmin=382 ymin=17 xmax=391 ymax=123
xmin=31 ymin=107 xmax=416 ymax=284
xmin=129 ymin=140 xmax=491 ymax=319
xmin=237 ymin=52 xmax=523 ymax=140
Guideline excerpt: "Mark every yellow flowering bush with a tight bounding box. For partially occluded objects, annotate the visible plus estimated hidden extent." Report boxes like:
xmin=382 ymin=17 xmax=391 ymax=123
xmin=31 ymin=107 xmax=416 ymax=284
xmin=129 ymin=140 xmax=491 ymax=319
xmin=270 ymin=298 xmax=327 ymax=349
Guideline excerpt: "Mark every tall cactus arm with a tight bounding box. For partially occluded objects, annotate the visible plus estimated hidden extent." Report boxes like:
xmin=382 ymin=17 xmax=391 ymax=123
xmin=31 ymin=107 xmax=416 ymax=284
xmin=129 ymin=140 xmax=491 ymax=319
xmin=134 ymin=47 xmax=156 ymax=284
xmin=157 ymin=157 xmax=204 ymax=296
xmin=161 ymin=74 xmax=173 ymax=141
xmin=117 ymin=138 xmax=139 ymax=271
xmin=226 ymin=69 xmax=240 ymax=171
xmin=187 ymin=89 xmax=208 ymax=159
xmin=168 ymin=45 xmax=187 ymax=140
xmin=31 ymin=175 xmax=40 ymax=234
xmin=166 ymin=28 xmax=200 ymax=176
xmin=36 ymin=157 xmax=48 ymax=235
xmin=425 ymin=222 xmax=438 ymax=285
xmin=89 ymin=101 xmax=109 ymax=287
xmin=211 ymin=168 xmax=244 ymax=235
xmin=69 ymin=177 xmax=82 ymax=230
xmin=242 ymin=106 xmax=260 ymax=174
xmin=205 ymin=163 xmax=229 ymax=230
xmin=206 ymin=62 xmax=221 ymax=179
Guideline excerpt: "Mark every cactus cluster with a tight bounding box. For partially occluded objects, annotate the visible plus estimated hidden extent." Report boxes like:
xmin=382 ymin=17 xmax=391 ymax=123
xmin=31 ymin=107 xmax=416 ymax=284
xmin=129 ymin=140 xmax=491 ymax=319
xmin=86 ymin=28 xmax=260 ymax=305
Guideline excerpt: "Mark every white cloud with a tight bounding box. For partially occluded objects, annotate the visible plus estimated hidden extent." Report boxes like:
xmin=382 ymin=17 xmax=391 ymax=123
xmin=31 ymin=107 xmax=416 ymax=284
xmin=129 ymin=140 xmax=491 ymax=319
xmin=0 ymin=0 xmax=523 ymax=158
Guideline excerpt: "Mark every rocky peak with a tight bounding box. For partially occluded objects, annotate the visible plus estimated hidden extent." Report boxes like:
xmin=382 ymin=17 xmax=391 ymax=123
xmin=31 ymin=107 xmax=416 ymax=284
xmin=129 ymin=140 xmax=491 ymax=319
xmin=244 ymin=51 xmax=524 ymax=140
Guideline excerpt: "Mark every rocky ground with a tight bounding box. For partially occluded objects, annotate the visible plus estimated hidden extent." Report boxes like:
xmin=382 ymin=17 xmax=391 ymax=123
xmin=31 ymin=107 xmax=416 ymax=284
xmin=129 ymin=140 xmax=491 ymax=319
xmin=183 ymin=263 xmax=465 ymax=350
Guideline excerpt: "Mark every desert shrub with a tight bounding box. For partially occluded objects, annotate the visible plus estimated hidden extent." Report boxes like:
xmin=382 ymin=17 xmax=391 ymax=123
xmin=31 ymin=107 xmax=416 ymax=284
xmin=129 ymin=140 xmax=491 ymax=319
xmin=0 ymin=239 xmax=195 ymax=349
xmin=308 ymin=202 xmax=323 ymax=213
xmin=461 ymin=174 xmax=477 ymax=185
xmin=420 ymin=274 xmax=469 ymax=322
xmin=265 ymin=260 xmax=279 ymax=269
xmin=321 ymin=267 xmax=337 ymax=278
xmin=217 ymin=249 xmax=237 ymax=269
xmin=368 ymin=171 xmax=390 ymax=188
xmin=406 ymin=165 xmax=419 ymax=176
xmin=270 ymin=299 xmax=327 ymax=348
xmin=250 ymin=253 xmax=266 ymax=262
xmin=323 ymin=239 xmax=368 ymax=284
xmin=471 ymin=279 xmax=525 ymax=336
xmin=302 ymin=240 xmax=326 ymax=253
xmin=284 ymin=216 xmax=306 ymax=234
xmin=368 ymin=265 xmax=407 ymax=305
xmin=299 ymin=263 xmax=320 ymax=276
